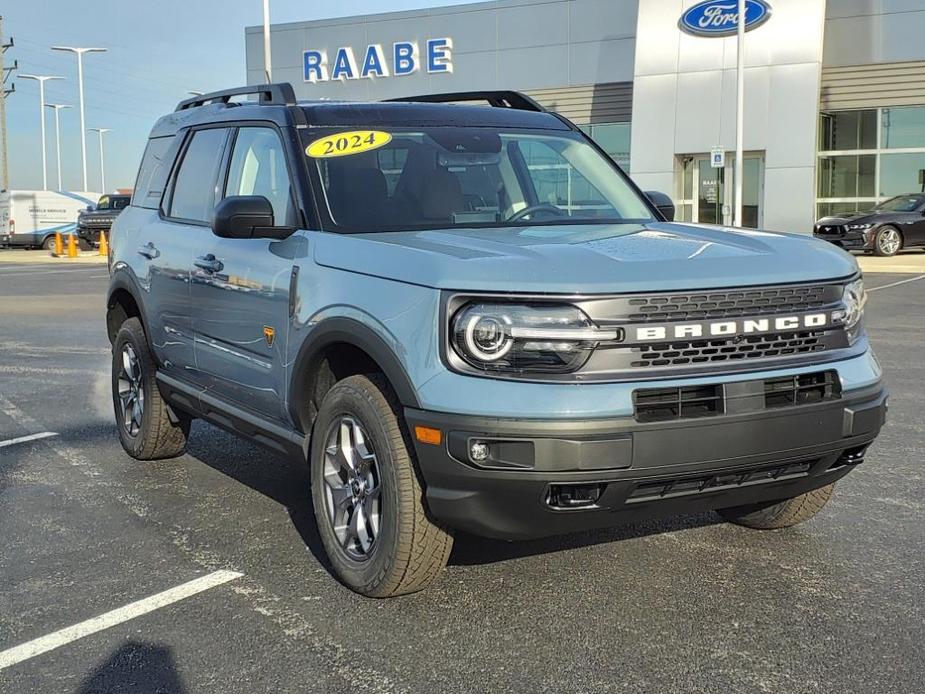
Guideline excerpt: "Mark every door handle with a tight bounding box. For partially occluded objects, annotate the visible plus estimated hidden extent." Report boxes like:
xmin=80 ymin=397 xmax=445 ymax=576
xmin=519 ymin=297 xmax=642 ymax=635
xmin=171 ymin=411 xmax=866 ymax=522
xmin=194 ymin=254 xmax=224 ymax=273
xmin=137 ymin=242 xmax=160 ymax=260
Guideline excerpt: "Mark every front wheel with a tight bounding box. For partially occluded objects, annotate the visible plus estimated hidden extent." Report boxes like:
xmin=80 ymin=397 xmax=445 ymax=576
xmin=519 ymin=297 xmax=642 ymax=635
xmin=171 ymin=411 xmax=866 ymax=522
xmin=112 ymin=317 xmax=190 ymax=460
xmin=310 ymin=375 xmax=453 ymax=597
xmin=873 ymin=226 xmax=902 ymax=257
xmin=718 ymin=483 xmax=836 ymax=529
xmin=42 ymin=236 xmax=56 ymax=251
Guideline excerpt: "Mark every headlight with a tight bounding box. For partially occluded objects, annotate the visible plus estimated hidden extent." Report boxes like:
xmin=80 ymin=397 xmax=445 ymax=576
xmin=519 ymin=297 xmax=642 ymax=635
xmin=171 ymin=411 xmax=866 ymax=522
xmin=451 ymin=303 xmax=619 ymax=373
xmin=847 ymin=223 xmax=873 ymax=231
xmin=833 ymin=278 xmax=866 ymax=344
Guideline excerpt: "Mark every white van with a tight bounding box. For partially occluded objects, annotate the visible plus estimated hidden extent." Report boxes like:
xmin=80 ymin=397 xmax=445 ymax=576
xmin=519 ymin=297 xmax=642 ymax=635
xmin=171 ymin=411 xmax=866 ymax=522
xmin=0 ymin=190 xmax=101 ymax=250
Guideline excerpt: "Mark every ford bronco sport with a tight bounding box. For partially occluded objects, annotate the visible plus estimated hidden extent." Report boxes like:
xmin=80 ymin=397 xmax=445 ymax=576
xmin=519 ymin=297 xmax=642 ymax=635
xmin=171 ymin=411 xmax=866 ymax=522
xmin=107 ymin=83 xmax=887 ymax=597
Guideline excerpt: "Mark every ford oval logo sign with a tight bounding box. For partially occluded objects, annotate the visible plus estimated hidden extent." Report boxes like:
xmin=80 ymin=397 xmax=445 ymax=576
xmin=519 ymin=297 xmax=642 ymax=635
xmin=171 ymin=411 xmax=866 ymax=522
xmin=679 ymin=0 xmax=772 ymax=37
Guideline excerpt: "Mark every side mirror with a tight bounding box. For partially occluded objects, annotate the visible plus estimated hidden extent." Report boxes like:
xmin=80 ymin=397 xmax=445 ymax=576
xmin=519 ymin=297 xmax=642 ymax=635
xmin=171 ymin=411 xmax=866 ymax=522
xmin=86 ymin=205 xmax=93 ymax=211
xmin=212 ymin=195 xmax=293 ymax=240
xmin=644 ymin=191 xmax=675 ymax=222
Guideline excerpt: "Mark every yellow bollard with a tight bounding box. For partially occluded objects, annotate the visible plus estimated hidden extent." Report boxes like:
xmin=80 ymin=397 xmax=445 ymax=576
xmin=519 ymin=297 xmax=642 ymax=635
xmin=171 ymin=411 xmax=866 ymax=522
xmin=98 ymin=231 xmax=108 ymax=256
xmin=67 ymin=233 xmax=78 ymax=258
xmin=54 ymin=232 xmax=63 ymax=256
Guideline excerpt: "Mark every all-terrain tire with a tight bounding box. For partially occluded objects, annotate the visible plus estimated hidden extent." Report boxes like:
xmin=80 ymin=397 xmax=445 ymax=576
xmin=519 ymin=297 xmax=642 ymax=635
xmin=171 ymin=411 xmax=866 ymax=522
xmin=718 ymin=483 xmax=836 ymax=529
xmin=310 ymin=374 xmax=453 ymax=597
xmin=112 ymin=317 xmax=190 ymax=460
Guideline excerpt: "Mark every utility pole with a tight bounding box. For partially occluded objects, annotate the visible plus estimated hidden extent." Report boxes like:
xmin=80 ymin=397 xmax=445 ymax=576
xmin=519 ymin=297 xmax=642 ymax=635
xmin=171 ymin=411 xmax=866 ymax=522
xmin=88 ymin=127 xmax=110 ymax=193
xmin=0 ymin=16 xmax=17 ymax=192
xmin=46 ymin=104 xmax=71 ymax=190
xmin=51 ymin=46 xmax=106 ymax=191
xmin=20 ymin=74 xmax=64 ymax=190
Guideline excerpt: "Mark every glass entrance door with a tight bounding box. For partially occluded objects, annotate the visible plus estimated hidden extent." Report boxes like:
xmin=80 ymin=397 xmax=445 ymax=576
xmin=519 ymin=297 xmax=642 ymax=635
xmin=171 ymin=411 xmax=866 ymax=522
xmin=679 ymin=153 xmax=764 ymax=228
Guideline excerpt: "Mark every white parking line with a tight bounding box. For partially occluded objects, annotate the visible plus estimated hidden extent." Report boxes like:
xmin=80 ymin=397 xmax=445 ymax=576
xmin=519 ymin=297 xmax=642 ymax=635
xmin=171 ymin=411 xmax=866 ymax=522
xmin=867 ymin=274 xmax=925 ymax=292
xmin=0 ymin=431 xmax=59 ymax=448
xmin=0 ymin=570 xmax=243 ymax=671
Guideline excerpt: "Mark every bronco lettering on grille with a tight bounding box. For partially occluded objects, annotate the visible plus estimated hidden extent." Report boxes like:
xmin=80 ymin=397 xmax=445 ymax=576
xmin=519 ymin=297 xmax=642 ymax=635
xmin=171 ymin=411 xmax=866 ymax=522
xmin=635 ymin=312 xmax=831 ymax=342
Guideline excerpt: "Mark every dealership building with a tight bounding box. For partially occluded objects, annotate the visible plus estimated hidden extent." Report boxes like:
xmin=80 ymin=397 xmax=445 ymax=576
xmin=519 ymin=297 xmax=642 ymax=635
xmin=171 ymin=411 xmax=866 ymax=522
xmin=246 ymin=0 xmax=925 ymax=233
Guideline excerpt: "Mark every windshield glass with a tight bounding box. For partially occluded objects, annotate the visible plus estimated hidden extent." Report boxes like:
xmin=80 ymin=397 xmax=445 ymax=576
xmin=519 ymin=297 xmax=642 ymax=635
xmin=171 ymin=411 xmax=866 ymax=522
xmin=304 ymin=127 xmax=654 ymax=232
xmin=874 ymin=194 xmax=924 ymax=212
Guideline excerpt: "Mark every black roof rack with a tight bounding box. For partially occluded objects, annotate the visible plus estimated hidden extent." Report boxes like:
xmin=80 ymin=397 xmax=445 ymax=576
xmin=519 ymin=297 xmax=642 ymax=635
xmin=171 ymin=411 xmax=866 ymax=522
xmin=385 ymin=90 xmax=547 ymax=113
xmin=175 ymin=83 xmax=297 ymax=112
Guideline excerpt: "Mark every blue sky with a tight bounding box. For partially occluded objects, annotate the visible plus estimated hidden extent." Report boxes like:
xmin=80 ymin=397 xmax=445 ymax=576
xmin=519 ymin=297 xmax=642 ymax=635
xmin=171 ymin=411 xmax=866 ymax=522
xmin=5 ymin=0 xmax=472 ymax=193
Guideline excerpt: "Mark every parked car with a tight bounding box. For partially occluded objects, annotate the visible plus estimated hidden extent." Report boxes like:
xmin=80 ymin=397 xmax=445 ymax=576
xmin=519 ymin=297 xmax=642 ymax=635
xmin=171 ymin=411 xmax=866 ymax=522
xmin=77 ymin=194 xmax=131 ymax=247
xmin=0 ymin=190 xmax=100 ymax=249
xmin=814 ymin=193 xmax=925 ymax=256
xmin=107 ymin=83 xmax=886 ymax=597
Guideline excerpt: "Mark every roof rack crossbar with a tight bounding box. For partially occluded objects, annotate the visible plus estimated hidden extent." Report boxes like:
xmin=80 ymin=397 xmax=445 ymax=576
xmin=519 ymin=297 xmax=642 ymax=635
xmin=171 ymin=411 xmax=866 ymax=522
xmin=175 ymin=83 xmax=297 ymax=111
xmin=384 ymin=90 xmax=547 ymax=113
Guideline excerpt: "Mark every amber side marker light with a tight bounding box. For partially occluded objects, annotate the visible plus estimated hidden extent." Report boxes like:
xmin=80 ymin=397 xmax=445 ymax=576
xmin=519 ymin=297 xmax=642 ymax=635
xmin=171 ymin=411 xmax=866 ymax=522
xmin=414 ymin=426 xmax=443 ymax=446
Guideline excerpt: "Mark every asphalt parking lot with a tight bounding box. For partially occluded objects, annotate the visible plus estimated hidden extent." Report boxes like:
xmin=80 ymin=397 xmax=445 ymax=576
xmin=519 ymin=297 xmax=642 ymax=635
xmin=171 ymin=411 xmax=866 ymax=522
xmin=0 ymin=260 xmax=923 ymax=694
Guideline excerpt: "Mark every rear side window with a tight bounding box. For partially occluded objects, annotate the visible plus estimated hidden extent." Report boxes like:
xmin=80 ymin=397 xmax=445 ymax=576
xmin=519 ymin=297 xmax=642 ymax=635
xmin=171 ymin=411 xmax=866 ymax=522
xmin=167 ymin=128 xmax=228 ymax=223
xmin=132 ymin=136 xmax=175 ymax=210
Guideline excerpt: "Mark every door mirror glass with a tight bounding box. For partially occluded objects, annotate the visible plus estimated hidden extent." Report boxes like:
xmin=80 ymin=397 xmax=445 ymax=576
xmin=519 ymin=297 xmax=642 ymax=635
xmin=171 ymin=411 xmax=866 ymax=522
xmin=644 ymin=191 xmax=675 ymax=222
xmin=212 ymin=195 xmax=290 ymax=239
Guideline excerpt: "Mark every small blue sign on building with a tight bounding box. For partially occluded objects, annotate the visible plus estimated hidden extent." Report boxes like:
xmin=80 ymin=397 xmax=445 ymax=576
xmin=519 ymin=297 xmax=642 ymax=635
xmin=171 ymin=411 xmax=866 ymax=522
xmin=679 ymin=0 xmax=772 ymax=37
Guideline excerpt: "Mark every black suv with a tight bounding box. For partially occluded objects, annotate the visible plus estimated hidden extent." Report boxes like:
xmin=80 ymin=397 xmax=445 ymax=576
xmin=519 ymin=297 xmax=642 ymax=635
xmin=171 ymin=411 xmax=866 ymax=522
xmin=77 ymin=194 xmax=130 ymax=246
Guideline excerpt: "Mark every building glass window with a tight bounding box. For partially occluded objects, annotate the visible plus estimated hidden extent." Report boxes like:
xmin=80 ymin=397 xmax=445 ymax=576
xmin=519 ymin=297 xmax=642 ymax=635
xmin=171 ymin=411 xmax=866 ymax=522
xmin=579 ymin=122 xmax=631 ymax=169
xmin=819 ymin=110 xmax=877 ymax=151
xmin=817 ymin=155 xmax=876 ymax=198
xmin=880 ymin=152 xmax=925 ymax=197
xmin=881 ymin=107 xmax=925 ymax=149
xmin=817 ymin=106 xmax=925 ymax=218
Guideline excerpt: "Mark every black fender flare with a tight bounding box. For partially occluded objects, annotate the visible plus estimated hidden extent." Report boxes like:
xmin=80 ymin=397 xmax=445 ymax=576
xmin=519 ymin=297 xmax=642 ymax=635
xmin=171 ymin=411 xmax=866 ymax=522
xmin=105 ymin=269 xmax=152 ymax=345
xmin=288 ymin=317 xmax=422 ymax=425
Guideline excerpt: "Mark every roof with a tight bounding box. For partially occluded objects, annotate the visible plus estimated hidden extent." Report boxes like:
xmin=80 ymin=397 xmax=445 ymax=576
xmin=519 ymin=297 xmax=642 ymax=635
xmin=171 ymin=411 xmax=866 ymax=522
xmin=148 ymin=84 xmax=571 ymax=138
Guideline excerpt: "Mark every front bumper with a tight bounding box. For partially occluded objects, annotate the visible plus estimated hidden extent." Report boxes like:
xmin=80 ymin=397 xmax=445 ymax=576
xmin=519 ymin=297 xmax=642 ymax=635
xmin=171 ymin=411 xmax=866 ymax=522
xmin=813 ymin=228 xmax=874 ymax=251
xmin=406 ymin=382 xmax=887 ymax=540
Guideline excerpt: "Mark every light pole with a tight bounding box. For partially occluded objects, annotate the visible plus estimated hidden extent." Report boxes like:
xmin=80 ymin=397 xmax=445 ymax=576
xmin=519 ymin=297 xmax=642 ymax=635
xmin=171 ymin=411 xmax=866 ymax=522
xmin=19 ymin=74 xmax=64 ymax=190
xmin=50 ymin=46 xmax=106 ymax=191
xmin=733 ymin=0 xmax=745 ymax=227
xmin=263 ymin=0 xmax=272 ymax=82
xmin=45 ymin=103 xmax=71 ymax=190
xmin=88 ymin=127 xmax=110 ymax=193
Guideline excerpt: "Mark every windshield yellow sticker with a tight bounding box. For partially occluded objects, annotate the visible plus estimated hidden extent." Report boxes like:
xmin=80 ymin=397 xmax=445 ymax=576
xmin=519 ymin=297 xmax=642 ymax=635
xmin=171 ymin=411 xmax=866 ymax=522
xmin=306 ymin=131 xmax=392 ymax=158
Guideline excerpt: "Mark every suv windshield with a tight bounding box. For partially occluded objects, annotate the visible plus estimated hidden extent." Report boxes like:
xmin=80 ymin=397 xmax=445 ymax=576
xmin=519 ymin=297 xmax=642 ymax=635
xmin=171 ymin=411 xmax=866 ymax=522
xmin=874 ymin=194 xmax=925 ymax=213
xmin=96 ymin=195 xmax=130 ymax=211
xmin=304 ymin=127 xmax=654 ymax=232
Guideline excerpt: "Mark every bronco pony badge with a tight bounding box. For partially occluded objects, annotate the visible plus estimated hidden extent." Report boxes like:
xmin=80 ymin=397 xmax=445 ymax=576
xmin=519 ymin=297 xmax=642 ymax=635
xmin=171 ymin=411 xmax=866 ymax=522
xmin=263 ymin=326 xmax=276 ymax=347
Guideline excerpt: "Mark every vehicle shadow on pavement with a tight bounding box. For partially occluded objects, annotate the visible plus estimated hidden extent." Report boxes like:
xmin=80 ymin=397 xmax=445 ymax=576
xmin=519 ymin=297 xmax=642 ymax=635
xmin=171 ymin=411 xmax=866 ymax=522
xmin=448 ymin=512 xmax=723 ymax=566
xmin=75 ymin=641 xmax=186 ymax=694
xmin=182 ymin=423 xmax=725 ymax=570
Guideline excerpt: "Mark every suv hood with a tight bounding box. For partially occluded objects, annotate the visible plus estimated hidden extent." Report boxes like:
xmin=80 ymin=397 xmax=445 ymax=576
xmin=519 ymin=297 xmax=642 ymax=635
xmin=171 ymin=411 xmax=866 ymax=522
xmin=313 ymin=222 xmax=858 ymax=294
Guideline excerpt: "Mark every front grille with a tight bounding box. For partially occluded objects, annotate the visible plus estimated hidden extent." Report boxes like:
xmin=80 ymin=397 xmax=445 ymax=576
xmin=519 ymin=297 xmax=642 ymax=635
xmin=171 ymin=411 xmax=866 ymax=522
xmin=626 ymin=460 xmax=816 ymax=503
xmin=633 ymin=384 xmax=724 ymax=423
xmin=633 ymin=370 xmax=842 ymax=423
xmin=815 ymin=224 xmax=844 ymax=236
xmin=630 ymin=330 xmax=825 ymax=368
xmin=624 ymin=284 xmax=833 ymax=322
xmin=764 ymin=370 xmax=841 ymax=408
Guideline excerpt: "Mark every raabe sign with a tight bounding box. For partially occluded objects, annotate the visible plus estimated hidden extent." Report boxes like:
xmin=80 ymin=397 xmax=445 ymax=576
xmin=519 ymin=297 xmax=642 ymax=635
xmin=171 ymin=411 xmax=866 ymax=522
xmin=304 ymin=39 xmax=453 ymax=82
xmin=679 ymin=0 xmax=772 ymax=37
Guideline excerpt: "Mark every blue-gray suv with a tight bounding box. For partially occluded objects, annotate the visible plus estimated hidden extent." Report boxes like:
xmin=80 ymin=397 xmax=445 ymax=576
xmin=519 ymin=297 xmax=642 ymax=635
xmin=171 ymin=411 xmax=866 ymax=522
xmin=107 ymin=83 xmax=887 ymax=597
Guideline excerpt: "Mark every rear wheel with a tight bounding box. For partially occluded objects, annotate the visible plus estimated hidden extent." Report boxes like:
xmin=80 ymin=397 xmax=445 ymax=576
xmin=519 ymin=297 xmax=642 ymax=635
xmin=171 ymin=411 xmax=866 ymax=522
xmin=873 ymin=226 xmax=902 ymax=257
xmin=310 ymin=374 xmax=453 ymax=597
xmin=718 ymin=483 xmax=836 ymax=529
xmin=112 ymin=317 xmax=190 ymax=460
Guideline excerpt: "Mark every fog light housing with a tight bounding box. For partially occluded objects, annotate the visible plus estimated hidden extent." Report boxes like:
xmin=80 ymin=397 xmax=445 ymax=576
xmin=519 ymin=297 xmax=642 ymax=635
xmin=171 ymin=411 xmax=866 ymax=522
xmin=469 ymin=440 xmax=490 ymax=463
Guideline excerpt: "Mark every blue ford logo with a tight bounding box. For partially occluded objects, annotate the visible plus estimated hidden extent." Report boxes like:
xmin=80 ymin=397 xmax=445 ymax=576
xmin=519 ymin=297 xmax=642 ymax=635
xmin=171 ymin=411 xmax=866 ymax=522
xmin=679 ymin=0 xmax=772 ymax=37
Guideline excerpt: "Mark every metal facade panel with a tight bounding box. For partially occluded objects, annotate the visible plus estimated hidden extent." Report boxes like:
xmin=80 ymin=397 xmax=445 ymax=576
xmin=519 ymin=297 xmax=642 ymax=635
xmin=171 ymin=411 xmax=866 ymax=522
xmin=525 ymin=82 xmax=634 ymax=123
xmin=821 ymin=61 xmax=925 ymax=109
